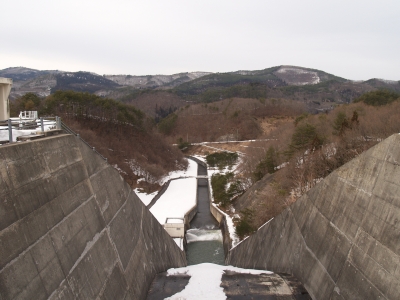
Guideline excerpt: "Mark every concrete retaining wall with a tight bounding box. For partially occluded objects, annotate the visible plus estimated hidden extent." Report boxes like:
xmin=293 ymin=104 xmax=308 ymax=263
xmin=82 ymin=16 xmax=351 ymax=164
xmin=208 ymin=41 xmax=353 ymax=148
xmin=184 ymin=204 xmax=198 ymax=231
xmin=226 ymin=134 xmax=400 ymax=300
xmin=0 ymin=134 xmax=186 ymax=300
xmin=210 ymin=204 xmax=232 ymax=257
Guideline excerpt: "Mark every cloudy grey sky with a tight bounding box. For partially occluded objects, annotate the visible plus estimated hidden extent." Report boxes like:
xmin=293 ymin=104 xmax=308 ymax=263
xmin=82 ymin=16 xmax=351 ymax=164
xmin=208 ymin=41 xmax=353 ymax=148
xmin=2 ymin=0 xmax=399 ymax=80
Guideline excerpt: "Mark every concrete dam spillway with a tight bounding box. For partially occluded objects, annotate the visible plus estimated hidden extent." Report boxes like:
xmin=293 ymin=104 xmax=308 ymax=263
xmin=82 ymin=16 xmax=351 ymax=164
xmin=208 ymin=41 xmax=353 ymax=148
xmin=1 ymin=132 xmax=400 ymax=299
xmin=0 ymin=134 xmax=186 ymax=299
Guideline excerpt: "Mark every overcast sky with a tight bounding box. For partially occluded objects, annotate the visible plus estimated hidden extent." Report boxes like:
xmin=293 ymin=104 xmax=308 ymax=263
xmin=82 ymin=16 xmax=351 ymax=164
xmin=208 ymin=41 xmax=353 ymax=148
xmin=1 ymin=0 xmax=399 ymax=80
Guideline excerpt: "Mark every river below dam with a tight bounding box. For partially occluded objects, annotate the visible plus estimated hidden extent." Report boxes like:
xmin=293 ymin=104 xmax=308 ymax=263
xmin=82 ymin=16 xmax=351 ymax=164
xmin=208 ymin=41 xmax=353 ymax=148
xmin=185 ymin=160 xmax=225 ymax=265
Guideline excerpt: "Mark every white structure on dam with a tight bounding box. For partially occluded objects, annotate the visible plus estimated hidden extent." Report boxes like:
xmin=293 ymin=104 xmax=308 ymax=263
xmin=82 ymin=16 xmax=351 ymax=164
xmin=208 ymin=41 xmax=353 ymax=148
xmin=0 ymin=77 xmax=12 ymax=120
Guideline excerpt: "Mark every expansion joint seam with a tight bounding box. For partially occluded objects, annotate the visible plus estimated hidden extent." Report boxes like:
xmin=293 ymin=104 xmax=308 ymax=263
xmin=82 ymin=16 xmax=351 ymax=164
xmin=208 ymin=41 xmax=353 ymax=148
xmin=288 ymin=206 xmax=337 ymax=290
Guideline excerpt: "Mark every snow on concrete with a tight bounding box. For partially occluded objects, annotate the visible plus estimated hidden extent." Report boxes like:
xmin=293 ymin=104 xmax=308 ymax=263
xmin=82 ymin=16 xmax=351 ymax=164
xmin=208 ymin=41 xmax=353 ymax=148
xmin=134 ymin=158 xmax=198 ymax=206
xmin=173 ymin=238 xmax=184 ymax=250
xmin=166 ymin=263 xmax=272 ymax=300
xmin=166 ymin=218 xmax=184 ymax=224
xmin=0 ymin=120 xmax=56 ymax=143
xmin=161 ymin=158 xmax=198 ymax=184
xmin=149 ymin=177 xmax=197 ymax=225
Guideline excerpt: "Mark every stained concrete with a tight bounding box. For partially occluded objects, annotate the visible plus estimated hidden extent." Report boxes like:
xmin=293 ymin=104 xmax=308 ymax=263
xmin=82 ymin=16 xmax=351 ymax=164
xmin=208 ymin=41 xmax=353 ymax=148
xmin=146 ymin=272 xmax=191 ymax=300
xmin=227 ymin=134 xmax=400 ymax=300
xmin=0 ymin=134 xmax=186 ymax=300
xmin=221 ymin=272 xmax=311 ymax=300
xmin=146 ymin=270 xmax=311 ymax=299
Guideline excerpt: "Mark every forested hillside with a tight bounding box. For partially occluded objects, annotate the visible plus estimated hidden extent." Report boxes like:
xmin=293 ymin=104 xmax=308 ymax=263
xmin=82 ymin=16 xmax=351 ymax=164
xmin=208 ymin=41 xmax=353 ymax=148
xmin=220 ymin=91 xmax=400 ymax=238
xmin=10 ymin=91 xmax=187 ymax=192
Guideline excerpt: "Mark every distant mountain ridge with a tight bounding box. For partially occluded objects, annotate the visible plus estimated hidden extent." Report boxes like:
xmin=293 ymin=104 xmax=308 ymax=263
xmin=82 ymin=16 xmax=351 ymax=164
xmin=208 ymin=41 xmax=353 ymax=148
xmin=0 ymin=67 xmax=212 ymax=99
xmin=1 ymin=66 xmax=399 ymax=114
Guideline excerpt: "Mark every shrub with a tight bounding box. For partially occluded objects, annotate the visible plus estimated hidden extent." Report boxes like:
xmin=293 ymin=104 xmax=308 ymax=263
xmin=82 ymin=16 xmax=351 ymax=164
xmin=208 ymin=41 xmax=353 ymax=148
xmin=353 ymin=90 xmax=399 ymax=106
xmin=158 ymin=113 xmax=178 ymax=135
xmin=235 ymin=208 xmax=256 ymax=239
xmin=177 ymin=137 xmax=191 ymax=151
xmin=211 ymin=172 xmax=234 ymax=207
xmin=206 ymin=151 xmax=238 ymax=169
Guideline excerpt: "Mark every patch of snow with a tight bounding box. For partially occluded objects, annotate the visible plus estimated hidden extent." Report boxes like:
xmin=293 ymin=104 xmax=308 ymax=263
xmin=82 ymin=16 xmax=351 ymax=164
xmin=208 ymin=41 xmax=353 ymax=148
xmin=133 ymin=158 xmax=198 ymax=206
xmin=276 ymin=66 xmax=320 ymax=85
xmin=166 ymin=218 xmax=184 ymax=224
xmin=258 ymin=217 xmax=274 ymax=231
xmin=173 ymin=238 xmax=184 ymax=250
xmin=211 ymin=203 xmax=239 ymax=247
xmin=0 ymin=120 xmax=56 ymax=143
xmin=113 ymin=164 xmax=127 ymax=175
xmin=166 ymin=263 xmax=272 ymax=300
xmin=150 ymin=178 xmax=197 ymax=225
xmin=161 ymin=158 xmax=198 ymax=184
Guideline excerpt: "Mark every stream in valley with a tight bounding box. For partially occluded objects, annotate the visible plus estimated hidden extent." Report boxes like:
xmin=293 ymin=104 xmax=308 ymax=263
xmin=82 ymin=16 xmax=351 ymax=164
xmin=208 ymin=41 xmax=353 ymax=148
xmin=185 ymin=160 xmax=225 ymax=265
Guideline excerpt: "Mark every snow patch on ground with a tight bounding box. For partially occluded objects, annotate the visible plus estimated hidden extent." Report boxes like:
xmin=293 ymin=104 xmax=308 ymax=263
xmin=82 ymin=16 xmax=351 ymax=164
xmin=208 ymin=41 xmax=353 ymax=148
xmin=134 ymin=158 xmax=198 ymax=206
xmin=149 ymin=177 xmax=197 ymax=225
xmin=166 ymin=263 xmax=272 ymax=300
xmin=161 ymin=158 xmax=198 ymax=184
xmin=173 ymin=238 xmax=184 ymax=250
xmin=276 ymin=66 xmax=320 ymax=85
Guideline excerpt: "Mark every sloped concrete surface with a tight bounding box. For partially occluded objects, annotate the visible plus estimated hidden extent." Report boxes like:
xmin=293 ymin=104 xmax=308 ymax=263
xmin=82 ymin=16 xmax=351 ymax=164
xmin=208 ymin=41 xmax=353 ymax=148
xmin=146 ymin=269 xmax=311 ymax=299
xmin=227 ymin=134 xmax=400 ymax=299
xmin=0 ymin=134 xmax=186 ymax=300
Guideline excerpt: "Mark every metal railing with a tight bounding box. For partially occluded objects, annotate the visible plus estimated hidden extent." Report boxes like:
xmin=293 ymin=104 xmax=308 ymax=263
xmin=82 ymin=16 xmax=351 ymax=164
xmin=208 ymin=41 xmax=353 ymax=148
xmin=1 ymin=116 xmax=108 ymax=163
xmin=0 ymin=116 xmax=61 ymax=144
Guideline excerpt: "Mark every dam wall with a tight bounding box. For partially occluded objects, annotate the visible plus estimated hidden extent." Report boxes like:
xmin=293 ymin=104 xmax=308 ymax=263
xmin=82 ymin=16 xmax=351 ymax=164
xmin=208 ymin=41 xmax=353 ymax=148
xmin=227 ymin=134 xmax=400 ymax=300
xmin=0 ymin=134 xmax=186 ymax=300
xmin=210 ymin=203 xmax=231 ymax=257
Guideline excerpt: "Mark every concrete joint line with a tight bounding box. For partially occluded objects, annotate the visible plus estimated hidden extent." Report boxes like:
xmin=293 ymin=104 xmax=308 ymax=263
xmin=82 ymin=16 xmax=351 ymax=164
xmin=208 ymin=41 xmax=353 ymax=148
xmin=0 ymin=194 xmax=96 ymax=272
xmin=350 ymin=229 xmax=397 ymax=278
xmin=288 ymin=207 xmax=337 ymax=286
xmin=88 ymin=163 xmax=109 ymax=180
xmin=67 ymin=229 xmax=107 ymax=276
xmin=106 ymin=226 xmax=126 ymax=272
xmin=337 ymin=177 xmax=372 ymax=196
xmin=107 ymin=198 xmax=128 ymax=226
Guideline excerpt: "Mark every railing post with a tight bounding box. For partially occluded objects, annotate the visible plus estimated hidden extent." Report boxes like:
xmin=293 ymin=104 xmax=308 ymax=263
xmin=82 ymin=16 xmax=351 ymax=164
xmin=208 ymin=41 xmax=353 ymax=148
xmin=8 ymin=119 xmax=13 ymax=144
xmin=57 ymin=117 xmax=62 ymax=130
xmin=40 ymin=117 xmax=44 ymax=133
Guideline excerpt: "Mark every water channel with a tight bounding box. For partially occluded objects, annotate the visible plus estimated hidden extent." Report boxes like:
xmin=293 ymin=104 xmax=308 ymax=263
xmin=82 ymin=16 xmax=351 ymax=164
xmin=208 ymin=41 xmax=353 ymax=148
xmin=185 ymin=160 xmax=225 ymax=265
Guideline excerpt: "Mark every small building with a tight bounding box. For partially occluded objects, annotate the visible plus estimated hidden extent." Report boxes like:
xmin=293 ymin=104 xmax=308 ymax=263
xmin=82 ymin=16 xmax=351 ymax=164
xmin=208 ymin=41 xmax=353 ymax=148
xmin=0 ymin=78 xmax=13 ymax=121
xmin=163 ymin=218 xmax=185 ymax=238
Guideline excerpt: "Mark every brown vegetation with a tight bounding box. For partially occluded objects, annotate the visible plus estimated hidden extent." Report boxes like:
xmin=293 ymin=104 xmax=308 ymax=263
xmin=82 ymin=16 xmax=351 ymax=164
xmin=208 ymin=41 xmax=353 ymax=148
xmin=232 ymin=100 xmax=400 ymax=233
xmin=124 ymin=91 xmax=187 ymax=119
xmin=161 ymin=97 xmax=306 ymax=144
xmin=61 ymin=115 xmax=187 ymax=192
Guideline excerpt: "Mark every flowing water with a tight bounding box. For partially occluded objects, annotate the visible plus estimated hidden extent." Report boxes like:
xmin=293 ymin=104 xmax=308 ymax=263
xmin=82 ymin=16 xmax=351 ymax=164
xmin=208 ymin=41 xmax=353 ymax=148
xmin=186 ymin=228 xmax=225 ymax=265
xmin=185 ymin=160 xmax=225 ymax=265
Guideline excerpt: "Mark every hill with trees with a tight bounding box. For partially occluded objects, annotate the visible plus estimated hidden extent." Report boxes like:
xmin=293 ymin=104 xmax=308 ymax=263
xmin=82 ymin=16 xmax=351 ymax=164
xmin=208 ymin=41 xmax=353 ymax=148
xmin=10 ymin=91 xmax=187 ymax=193
xmin=217 ymin=94 xmax=400 ymax=238
xmin=3 ymin=65 xmax=400 ymax=118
